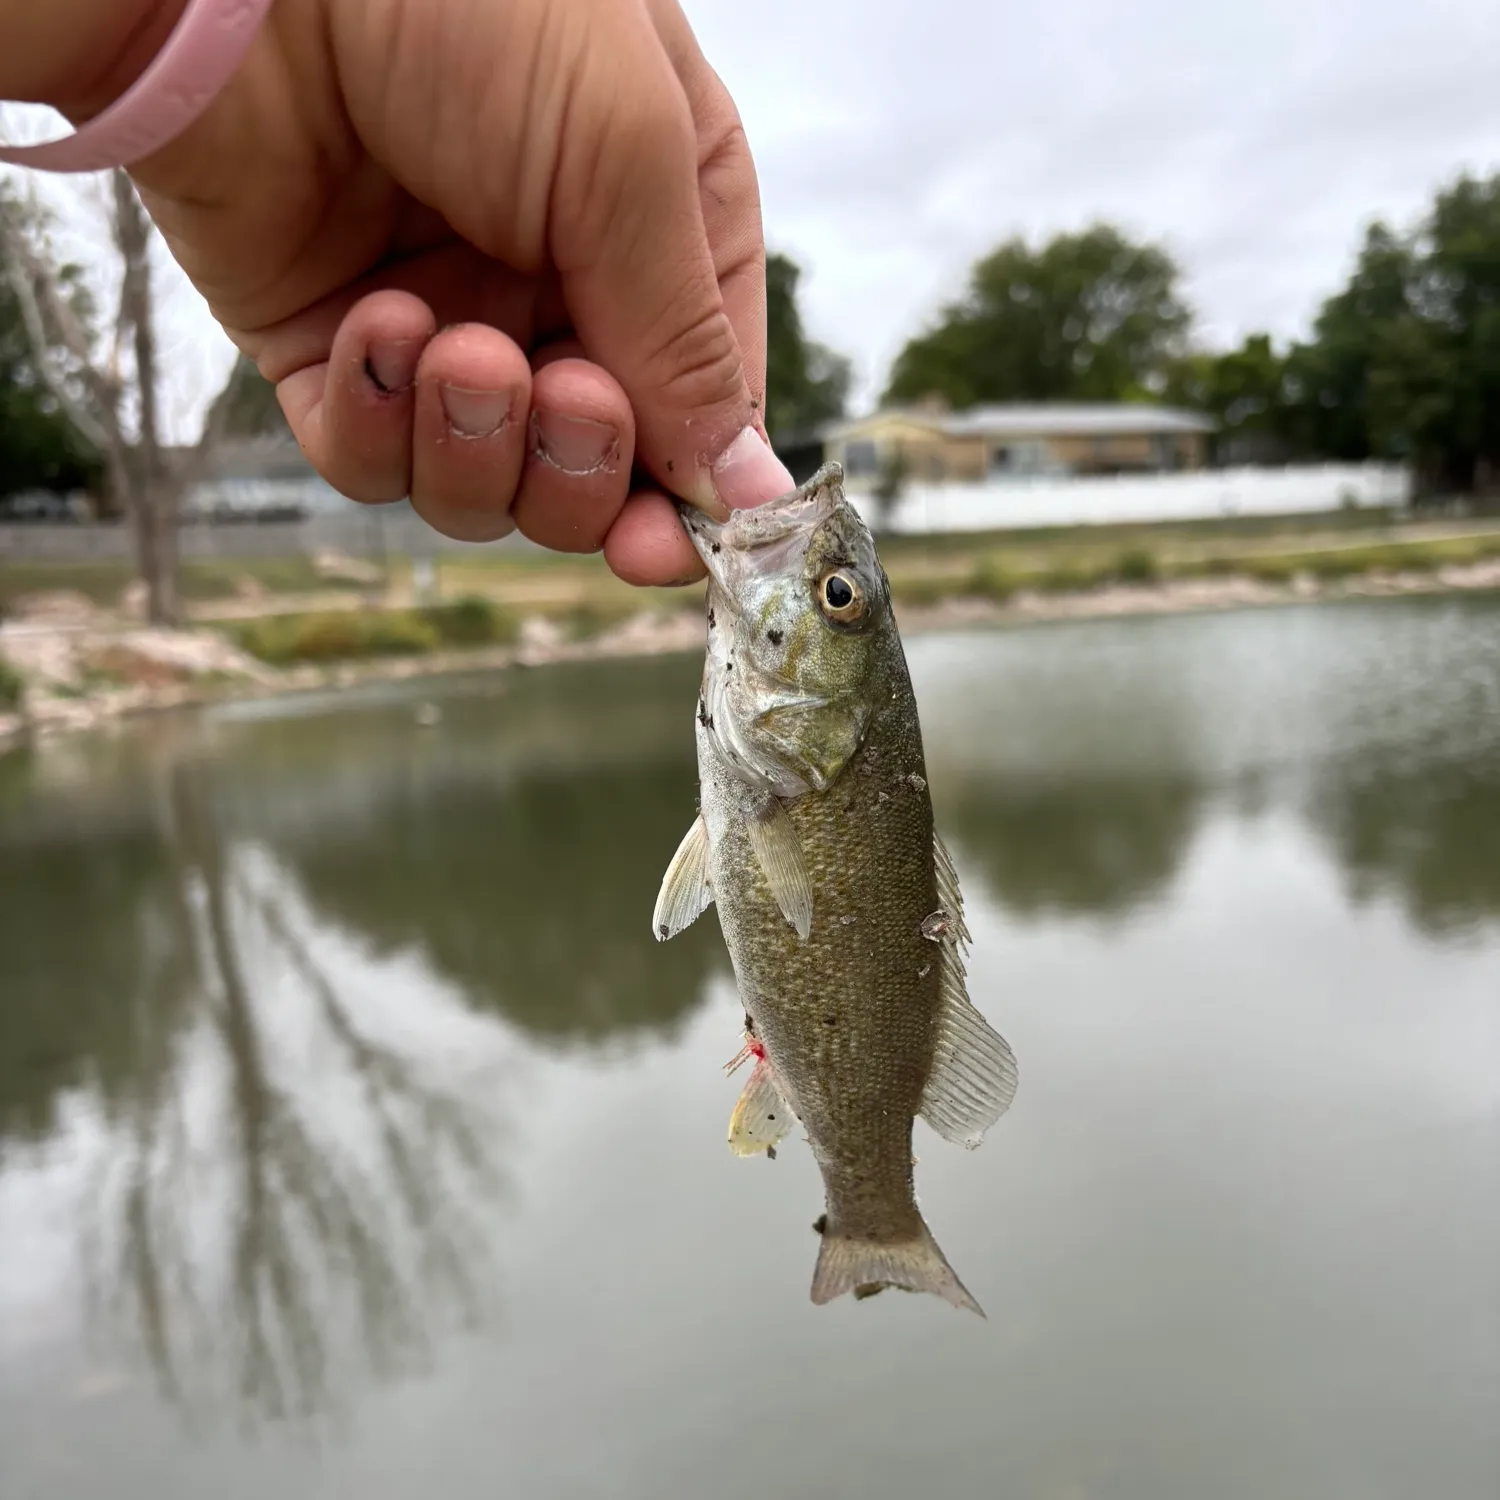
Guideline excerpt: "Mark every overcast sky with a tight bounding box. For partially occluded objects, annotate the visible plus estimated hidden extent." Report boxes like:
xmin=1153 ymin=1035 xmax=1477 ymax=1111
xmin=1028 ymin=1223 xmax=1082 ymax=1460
xmin=707 ymin=0 xmax=1500 ymax=407
xmin=10 ymin=0 xmax=1500 ymax=437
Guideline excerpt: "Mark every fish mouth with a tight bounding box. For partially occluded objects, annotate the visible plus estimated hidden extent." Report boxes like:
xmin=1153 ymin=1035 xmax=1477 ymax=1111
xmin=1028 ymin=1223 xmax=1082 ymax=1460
xmin=678 ymin=462 xmax=845 ymax=582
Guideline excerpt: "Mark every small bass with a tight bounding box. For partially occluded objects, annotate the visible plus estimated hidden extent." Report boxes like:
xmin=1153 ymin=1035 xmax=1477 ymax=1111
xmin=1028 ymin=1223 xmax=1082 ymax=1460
xmin=653 ymin=462 xmax=1017 ymax=1314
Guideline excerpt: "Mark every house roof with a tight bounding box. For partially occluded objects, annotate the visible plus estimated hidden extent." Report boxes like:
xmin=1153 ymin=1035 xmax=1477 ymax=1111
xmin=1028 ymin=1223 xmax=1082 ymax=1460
xmin=825 ymin=402 xmax=1216 ymax=441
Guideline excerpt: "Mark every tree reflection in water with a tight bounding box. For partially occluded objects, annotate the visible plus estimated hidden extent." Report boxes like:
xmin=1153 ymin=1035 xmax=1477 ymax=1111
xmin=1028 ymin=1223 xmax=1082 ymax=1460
xmin=936 ymin=771 xmax=1205 ymax=923
xmin=72 ymin=755 xmax=515 ymax=1434
xmin=1311 ymin=752 xmax=1500 ymax=942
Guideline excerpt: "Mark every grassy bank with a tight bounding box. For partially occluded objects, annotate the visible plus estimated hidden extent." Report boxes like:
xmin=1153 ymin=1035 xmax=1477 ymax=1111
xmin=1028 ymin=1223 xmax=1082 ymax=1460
xmin=215 ymin=529 xmax=1500 ymax=667
xmin=888 ymin=530 xmax=1500 ymax=607
xmin=0 ymin=555 xmax=371 ymax=614
xmin=7 ymin=510 xmax=1500 ymax=661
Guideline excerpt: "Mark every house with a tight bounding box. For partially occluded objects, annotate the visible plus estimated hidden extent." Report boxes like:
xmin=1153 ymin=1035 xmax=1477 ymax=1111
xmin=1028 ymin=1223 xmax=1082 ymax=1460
xmin=821 ymin=399 xmax=1216 ymax=486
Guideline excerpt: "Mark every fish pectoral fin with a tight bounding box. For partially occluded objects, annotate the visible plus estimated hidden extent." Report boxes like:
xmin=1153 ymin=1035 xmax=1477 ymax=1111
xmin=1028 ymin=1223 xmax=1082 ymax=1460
xmin=745 ymin=795 xmax=813 ymax=940
xmin=652 ymin=815 xmax=714 ymax=941
xmin=728 ymin=1056 xmax=795 ymax=1158
xmin=918 ymin=917 xmax=1019 ymax=1148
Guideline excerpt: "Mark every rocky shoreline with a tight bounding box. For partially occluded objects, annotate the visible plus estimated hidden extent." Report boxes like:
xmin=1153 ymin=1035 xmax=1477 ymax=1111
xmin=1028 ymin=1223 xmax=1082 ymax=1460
xmin=4 ymin=559 xmax=1499 ymax=752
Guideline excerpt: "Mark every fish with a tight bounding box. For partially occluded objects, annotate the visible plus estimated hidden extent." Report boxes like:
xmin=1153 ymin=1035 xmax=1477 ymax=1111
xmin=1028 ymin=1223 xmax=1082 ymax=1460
xmin=652 ymin=461 xmax=1018 ymax=1314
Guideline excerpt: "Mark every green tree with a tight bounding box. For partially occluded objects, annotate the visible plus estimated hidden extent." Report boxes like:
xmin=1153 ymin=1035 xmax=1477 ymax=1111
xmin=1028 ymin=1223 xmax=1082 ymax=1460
xmin=884 ymin=224 xmax=1192 ymax=407
xmin=1163 ymin=333 xmax=1292 ymax=462
xmin=0 ymin=172 xmax=248 ymax=622
xmin=1277 ymin=173 xmax=1500 ymax=493
xmin=1278 ymin=222 xmax=1426 ymax=464
xmin=212 ymin=351 xmax=292 ymax=438
xmin=0 ymin=189 xmax=101 ymax=502
xmin=763 ymin=251 xmax=851 ymax=443
xmin=1419 ymin=172 xmax=1500 ymax=490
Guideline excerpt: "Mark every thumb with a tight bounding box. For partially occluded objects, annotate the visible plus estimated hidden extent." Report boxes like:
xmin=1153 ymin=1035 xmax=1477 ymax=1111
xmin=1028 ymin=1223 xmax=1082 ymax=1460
xmin=550 ymin=33 xmax=792 ymax=516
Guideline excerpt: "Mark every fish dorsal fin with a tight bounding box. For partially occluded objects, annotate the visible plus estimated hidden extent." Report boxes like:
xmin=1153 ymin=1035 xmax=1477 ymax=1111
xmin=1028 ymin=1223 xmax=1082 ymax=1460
xmin=728 ymin=1054 xmax=797 ymax=1159
xmin=746 ymin=795 xmax=813 ymax=940
xmin=652 ymin=815 xmax=714 ymax=941
xmin=919 ymin=831 xmax=1018 ymax=1147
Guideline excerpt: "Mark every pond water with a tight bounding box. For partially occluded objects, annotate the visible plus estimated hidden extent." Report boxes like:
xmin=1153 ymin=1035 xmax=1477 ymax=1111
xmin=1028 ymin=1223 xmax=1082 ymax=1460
xmin=1 ymin=595 xmax=1497 ymax=1499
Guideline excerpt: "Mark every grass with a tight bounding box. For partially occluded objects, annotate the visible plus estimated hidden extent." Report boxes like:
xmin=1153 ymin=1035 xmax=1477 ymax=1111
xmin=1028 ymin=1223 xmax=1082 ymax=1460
xmin=883 ymin=528 xmax=1500 ymax=609
xmin=231 ymin=596 xmax=518 ymax=665
xmin=0 ymin=556 xmax=367 ymax=615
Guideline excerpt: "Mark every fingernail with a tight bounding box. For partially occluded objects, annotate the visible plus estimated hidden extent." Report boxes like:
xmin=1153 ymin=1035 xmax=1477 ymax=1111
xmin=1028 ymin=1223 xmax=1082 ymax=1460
xmin=531 ymin=411 xmax=620 ymax=475
xmin=710 ymin=426 xmax=795 ymax=511
xmin=440 ymin=385 xmax=513 ymax=439
xmin=365 ymin=339 xmax=422 ymax=395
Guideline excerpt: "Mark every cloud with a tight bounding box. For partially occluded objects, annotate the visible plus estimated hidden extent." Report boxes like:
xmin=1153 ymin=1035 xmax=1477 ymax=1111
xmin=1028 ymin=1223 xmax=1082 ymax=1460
xmin=695 ymin=0 xmax=1500 ymax=405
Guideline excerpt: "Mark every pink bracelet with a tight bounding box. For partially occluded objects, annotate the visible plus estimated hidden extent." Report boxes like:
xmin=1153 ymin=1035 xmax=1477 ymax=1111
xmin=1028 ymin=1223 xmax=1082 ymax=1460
xmin=0 ymin=0 xmax=276 ymax=173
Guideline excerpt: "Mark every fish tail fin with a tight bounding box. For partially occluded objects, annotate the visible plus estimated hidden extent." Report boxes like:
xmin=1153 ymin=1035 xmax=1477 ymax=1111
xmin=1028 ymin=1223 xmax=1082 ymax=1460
xmin=809 ymin=1215 xmax=984 ymax=1316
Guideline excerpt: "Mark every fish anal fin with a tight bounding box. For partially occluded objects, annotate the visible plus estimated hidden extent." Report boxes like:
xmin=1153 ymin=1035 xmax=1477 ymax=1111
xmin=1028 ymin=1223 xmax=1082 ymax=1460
xmin=728 ymin=1056 xmax=795 ymax=1158
xmin=810 ymin=1214 xmax=983 ymax=1316
xmin=652 ymin=815 xmax=713 ymax=941
xmin=745 ymin=796 xmax=812 ymax=940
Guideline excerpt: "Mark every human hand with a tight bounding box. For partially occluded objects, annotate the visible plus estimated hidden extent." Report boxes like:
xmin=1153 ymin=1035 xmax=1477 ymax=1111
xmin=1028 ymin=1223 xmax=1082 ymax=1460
xmin=44 ymin=0 xmax=797 ymax=585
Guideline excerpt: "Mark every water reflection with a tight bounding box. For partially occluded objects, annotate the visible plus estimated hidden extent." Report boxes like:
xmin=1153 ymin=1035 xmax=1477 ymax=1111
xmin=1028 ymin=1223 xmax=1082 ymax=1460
xmin=940 ymin=770 xmax=1204 ymax=921
xmin=2 ymin=597 xmax=1498 ymax=1475
xmin=0 ymin=822 xmax=197 ymax=1145
xmin=268 ymin=758 xmax=725 ymax=1045
xmin=0 ymin=662 xmax=728 ymax=1435
xmin=2 ymin=753 xmax=516 ymax=1433
xmin=1313 ymin=751 xmax=1500 ymax=940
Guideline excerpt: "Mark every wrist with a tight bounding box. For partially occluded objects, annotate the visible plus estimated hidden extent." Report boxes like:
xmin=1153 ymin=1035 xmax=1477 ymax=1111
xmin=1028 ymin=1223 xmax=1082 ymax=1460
xmin=0 ymin=1 xmax=190 ymax=121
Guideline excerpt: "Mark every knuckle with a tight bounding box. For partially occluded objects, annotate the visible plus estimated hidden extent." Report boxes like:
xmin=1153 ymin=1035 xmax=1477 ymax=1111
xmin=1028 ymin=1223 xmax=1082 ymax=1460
xmin=642 ymin=299 xmax=744 ymax=413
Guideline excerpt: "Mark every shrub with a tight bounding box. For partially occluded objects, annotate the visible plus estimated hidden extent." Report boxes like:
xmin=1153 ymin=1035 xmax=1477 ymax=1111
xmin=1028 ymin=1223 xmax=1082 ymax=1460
xmin=1112 ymin=547 xmax=1160 ymax=585
xmin=1243 ymin=556 xmax=1300 ymax=585
xmin=0 ymin=658 xmax=24 ymax=712
xmin=420 ymin=595 xmax=517 ymax=647
xmin=964 ymin=557 xmax=1019 ymax=602
xmin=561 ymin=603 xmax=614 ymax=640
xmin=235 ymin=608 xmax=440 ymax=665
xmin=1036 ymin=562 xmax=1104 ymax=594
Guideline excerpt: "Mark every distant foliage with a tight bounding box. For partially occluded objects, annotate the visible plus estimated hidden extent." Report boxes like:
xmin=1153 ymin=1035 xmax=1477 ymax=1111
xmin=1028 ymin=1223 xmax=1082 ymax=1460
xmin=208 ymin=353 xmax=291 ymax=438
xmin=0 ymin=187 xmax=102 ymax=502
xmin=884 ymin=224 xmax=1192 ymax=407
xmin=1166 ymin=171 xmax=1500 ymax=495
xmin=763 ymin=252 xmax=851 ymax=443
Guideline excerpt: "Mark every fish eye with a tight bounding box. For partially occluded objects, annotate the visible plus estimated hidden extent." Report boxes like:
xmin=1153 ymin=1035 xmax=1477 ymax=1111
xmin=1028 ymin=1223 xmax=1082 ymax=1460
xmin=818 ymin=569 xmax=864 ymax=623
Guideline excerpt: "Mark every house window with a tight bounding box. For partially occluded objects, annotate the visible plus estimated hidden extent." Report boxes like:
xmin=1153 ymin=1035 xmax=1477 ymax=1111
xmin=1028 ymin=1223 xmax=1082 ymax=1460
xmin=844 ymin=439 xmax=878 ymax=477
xmin=989 ymin=445 xmax=1013 ymax=474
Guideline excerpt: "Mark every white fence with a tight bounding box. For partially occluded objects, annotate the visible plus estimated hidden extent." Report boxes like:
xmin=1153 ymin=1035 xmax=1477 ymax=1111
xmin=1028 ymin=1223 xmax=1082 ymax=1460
xmin=0 ymin=463 xmax=1418 ymax=564
xmin=845 ymin=463 xmax=1413 ymax=534
xmin=0 ymin=507 xmax=468 ymax=563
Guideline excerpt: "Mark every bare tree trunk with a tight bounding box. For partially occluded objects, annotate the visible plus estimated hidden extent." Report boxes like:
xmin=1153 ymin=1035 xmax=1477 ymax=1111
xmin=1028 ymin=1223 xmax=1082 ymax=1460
xmin=0 ymin=172 xmax=244 ymax=626
xmin=113 ymin=172 xmax=180 ymax=626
